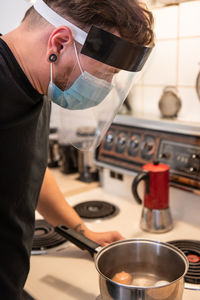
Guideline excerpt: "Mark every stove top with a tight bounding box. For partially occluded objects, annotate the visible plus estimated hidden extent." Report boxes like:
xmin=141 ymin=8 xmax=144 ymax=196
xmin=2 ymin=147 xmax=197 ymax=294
xmin=73 ymin=200 xmax=119 ymax=219
xmin=27 ymin=187 xmax=200 ymax=300
xmin=32 ymin=220 xmax=68 ymax=255
xmin=168 ymin=240 xmax=200 ymax=290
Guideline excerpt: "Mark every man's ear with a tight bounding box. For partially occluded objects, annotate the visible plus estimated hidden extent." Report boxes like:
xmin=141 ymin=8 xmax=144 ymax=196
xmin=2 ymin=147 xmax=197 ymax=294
xmin=46 ymin=26 xmax=73 ymax=62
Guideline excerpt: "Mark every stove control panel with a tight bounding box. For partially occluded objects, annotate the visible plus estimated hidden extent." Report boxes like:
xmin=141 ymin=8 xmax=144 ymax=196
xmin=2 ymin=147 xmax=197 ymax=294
xmin=96 ymin=122 xmax=200 ymax=191
xmin=158 ymin=140 xmax=200 ymax=176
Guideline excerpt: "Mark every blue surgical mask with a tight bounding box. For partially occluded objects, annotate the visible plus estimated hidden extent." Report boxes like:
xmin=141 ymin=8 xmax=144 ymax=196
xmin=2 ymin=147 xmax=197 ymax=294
xmin=48 ymin=43 xmax=113 ymax=110
xmin=48 ymin=68 xmax=113 ymax=110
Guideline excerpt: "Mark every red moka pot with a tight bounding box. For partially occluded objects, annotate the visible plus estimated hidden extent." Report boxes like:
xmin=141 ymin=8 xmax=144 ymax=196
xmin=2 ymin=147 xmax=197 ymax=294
xmin=132 ymin=161 xmax=173 ymax=233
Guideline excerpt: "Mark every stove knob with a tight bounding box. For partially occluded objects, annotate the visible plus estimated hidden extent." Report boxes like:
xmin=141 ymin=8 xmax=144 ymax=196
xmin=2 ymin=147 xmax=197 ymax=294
xmin=106 ymin=132 xmax=114 ymax=144
xmin=143 ymin=142 xmax=153 ymax=152
xmin=130 ymin=139 xmax=139 ymax=149
xmin=189 ymin=167 xmax=197 ymax=173
xmin=160 ymin=152 xmax=171 ymax=159
xmin=119 ymin=137 xmax=126 ymax=145
xmin=118 ymin=134 xmax=127 ymax=146
xmin=191 ymin=153 xmax=200 ymax=160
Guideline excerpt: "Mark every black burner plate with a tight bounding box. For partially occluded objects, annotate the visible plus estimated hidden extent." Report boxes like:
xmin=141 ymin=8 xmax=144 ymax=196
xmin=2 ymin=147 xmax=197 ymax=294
xmin=168 ymin=240 xmax=200 ymax=284
xmin=74 ymin=200 xmax=118 ymax=219
xmin=32 ymin=220 xmax=67 ymax=251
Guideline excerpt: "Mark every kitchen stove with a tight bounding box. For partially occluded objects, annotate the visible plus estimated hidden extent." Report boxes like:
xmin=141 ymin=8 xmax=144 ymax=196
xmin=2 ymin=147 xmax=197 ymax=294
xmin=26 ymin=115 xmax=200 ymax=300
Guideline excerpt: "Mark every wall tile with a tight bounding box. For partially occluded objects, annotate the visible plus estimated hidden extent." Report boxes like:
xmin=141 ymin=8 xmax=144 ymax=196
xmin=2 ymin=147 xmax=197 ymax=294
xmin=143 ymin=40 xmax=177 ymax=86
xmin=179 ymin=0 xmax=200 ymax=37
xmin=178 ymin=37 xmax=200 ymax=87
xmin=129 ymin=86 xmax=144 ymax=113
xmin=177 ymin=87 xmax=200 ymax=122
xmin=143 ymin=86 xmax=163 ymax=116
xmin=153 ymin=6 xmax=178 ymax=40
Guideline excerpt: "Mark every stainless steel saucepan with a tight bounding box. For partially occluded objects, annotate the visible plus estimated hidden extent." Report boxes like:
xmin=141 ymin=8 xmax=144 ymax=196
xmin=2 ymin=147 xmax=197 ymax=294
xmin=55 ymin=225 xmax=189 ymax=300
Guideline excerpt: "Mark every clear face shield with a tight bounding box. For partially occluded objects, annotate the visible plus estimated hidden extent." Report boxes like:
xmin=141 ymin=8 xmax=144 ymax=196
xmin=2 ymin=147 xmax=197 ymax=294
xmin=34 ymin=0 xmax=153 ymax=151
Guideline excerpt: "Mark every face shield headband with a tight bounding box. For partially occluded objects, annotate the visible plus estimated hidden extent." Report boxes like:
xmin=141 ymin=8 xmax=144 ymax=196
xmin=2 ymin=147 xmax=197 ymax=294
xmin=34 ymin=0 xmax=152 ymax=72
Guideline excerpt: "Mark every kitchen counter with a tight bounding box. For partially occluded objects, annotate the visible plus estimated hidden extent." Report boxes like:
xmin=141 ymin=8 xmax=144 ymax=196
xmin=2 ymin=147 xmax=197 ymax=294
xmin=50 ymin=168 xmax=99 ymax=197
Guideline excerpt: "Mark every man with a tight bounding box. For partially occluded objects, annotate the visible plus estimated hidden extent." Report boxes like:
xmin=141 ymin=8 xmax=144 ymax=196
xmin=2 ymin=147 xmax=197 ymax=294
xmin=0 ymin=0 xmax=154 ymax=299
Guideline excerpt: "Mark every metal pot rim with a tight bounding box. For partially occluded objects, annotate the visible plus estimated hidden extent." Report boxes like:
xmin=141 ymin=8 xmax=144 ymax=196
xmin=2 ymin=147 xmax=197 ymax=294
xmin=95 ymin=238 xmax=189 ymax=289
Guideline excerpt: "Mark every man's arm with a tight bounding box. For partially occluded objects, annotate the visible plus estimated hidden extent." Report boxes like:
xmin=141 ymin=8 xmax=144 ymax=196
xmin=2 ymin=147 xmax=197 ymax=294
xmin=37 ymin=168 xmax=124 ymax=246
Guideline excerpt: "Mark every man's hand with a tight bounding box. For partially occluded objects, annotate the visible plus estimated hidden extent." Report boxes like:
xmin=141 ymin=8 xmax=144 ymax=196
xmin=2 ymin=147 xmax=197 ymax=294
xmin=84 ymin=229 xmax=124 ymax=247
xmin=38 ymin=169 xmax=124 ymax=248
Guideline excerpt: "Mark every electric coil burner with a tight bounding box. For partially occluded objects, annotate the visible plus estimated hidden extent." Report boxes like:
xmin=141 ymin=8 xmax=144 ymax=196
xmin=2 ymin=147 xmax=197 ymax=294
xmin=32 ymin=220 xmax=67 ymax=254
xmin=73 ymin=200 xmax=119 ymax=219
xmin=168 ymin=240 xmax=200 ymax=290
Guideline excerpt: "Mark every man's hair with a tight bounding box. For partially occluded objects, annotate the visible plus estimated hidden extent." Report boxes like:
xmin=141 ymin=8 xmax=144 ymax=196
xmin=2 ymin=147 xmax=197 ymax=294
xmin=23 ymin=0 xmax=154 ymax=46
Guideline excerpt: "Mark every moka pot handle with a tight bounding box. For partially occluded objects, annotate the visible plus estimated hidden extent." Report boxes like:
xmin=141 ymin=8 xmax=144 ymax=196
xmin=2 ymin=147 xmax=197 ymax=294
xmin=132 ymin=172 xmax=150 ymax=204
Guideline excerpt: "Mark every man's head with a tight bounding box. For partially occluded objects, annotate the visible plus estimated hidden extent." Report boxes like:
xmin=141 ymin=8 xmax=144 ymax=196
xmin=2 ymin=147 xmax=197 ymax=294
xmin=20 ymin=0 xmax=154 ymax=94
xmin=23 ymin=0 xmax=154 ymax=47
xmin=12 ymin=0 xmax=154 ymax=151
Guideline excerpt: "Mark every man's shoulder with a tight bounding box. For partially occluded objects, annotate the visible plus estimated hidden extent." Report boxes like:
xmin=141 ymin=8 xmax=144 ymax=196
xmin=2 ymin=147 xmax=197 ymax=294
xmin=0 ymin=38 xmax=13 ymax=76
xmin=0 ymin=38 xmax=33 ymax=97
xmin=0 ymin=45 xmax=14 ymax=90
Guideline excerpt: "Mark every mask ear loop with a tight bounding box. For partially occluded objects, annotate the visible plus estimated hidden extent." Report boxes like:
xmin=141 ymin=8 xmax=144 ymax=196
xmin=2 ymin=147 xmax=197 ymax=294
xmin=50 ymin=62 xmax=53 ymax=82
xmin=73 ymin=41 xmax=84 ymax=74
xmin=47 ymin=62 xmax=54 ymax=101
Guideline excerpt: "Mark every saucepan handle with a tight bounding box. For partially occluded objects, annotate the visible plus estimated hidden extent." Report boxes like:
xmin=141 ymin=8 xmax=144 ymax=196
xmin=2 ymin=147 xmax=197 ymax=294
xmin=55 ymin=225 xmax=101 ymax=256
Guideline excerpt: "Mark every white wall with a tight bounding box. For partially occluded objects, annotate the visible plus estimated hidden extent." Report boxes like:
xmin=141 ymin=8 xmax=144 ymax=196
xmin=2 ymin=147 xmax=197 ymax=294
xmin=0 ymin=0 xmax=32 ymax=34
xmin=130 ymin=0 xmax=200 ymax=123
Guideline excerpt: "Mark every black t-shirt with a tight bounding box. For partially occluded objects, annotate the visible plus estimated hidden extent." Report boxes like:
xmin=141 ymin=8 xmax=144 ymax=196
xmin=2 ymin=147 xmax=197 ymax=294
xmin=0 ymin=38 xmax=50 ymax=299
